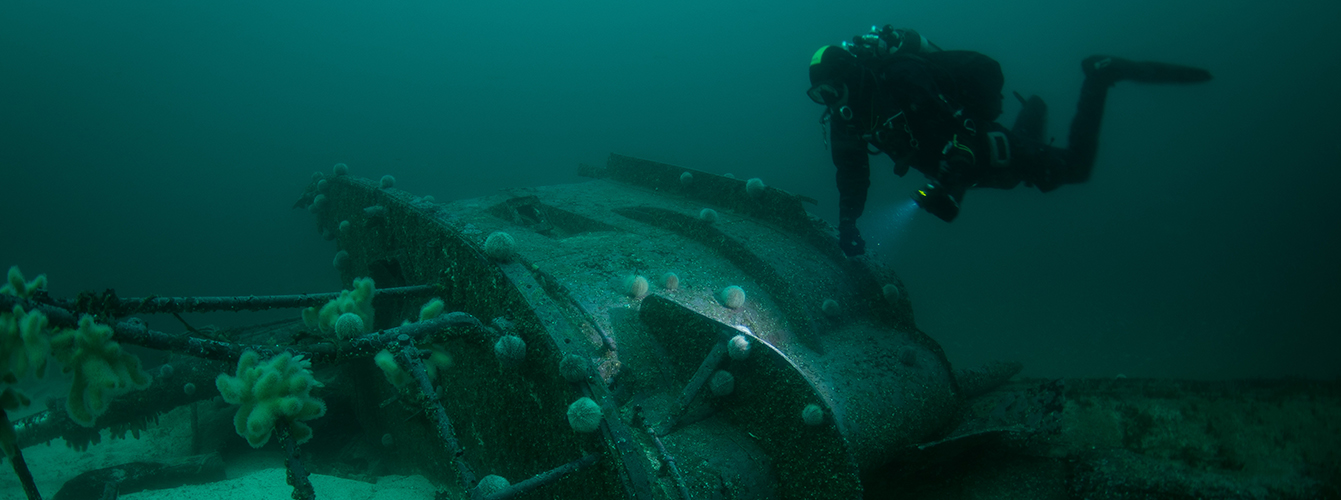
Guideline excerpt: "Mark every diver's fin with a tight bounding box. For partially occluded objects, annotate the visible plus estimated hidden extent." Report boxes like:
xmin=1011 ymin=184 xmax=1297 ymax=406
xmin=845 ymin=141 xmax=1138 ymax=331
xmin=1083 ymin=55 xmax=1212 ymax=85
xmin=1011 ymin=92 xmax=1048 ymax=144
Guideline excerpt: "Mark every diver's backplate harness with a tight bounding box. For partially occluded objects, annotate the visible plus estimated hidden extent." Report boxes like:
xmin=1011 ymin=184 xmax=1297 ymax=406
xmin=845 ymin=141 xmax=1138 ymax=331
xmin=810 ymin=26 xmax=1018 ymax=222
xmin=811 ymin=26 xmax=1008 ymax=177
xmin=812 ymin=26 xmax=941 ymax=157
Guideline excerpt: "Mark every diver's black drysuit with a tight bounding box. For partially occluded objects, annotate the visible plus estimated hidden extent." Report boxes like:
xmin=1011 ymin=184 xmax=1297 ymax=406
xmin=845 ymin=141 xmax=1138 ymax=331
xmin=809 ymin=27 xmax=1211 ymax=256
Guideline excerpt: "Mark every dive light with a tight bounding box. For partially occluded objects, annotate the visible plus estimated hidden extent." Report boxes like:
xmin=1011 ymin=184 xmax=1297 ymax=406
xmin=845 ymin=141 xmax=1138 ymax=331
xmin=912 ymin=183 xmax=961 ymax=222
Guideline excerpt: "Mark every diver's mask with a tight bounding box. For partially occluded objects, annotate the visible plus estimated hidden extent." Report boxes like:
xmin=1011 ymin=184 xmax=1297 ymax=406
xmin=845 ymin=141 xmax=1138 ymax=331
xmin=912 ymin=182 xmax=962 ymax=222
xmin=807 ymin=82 xmax=853 ymax=120
xmin=807 ymin=82 xmax=847 ymax=107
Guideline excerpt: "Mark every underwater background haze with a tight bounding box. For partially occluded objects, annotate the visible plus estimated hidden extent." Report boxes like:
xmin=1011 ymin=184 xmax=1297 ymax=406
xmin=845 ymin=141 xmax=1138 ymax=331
xmin=2 ymin=0 xmax=1338 ymax=380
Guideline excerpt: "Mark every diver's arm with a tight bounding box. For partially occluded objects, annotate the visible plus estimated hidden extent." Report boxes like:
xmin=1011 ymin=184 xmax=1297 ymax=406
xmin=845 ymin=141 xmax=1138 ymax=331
xmin=831 ymin=119 xmax=870 ymax=256
xmin=831 ymin=120 xmax=871 ymax=225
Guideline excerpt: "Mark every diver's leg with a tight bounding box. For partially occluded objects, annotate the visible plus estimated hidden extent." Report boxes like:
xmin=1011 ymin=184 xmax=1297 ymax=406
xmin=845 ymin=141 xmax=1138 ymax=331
xmin=1013 ymin=140 xmax=1073 ymax=192
xmin=1072 ymin=56 xmax=1213 ymax=164
xmin=1046 ymin=56 xmax=1213 ymax=189
xmin=831 ymin=121 xmax=870 ymax=256
xmin=1063 ymin=75 xmax=1110 ymax=182
xmin=997 ymin=95 xmax=1074 ymax=191
xmin=983 ymin=120 xmax=1067 ymax=192
xmin=1011 ymin=92 xmax=1048 ymax=144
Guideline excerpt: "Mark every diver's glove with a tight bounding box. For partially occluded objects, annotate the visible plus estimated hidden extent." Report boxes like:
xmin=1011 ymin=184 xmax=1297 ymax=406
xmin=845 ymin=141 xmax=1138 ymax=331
xmin=838 ymin=219 xmax=866 ymax=257
xmin=1082 ymin=55 xmax=1212 ymax=85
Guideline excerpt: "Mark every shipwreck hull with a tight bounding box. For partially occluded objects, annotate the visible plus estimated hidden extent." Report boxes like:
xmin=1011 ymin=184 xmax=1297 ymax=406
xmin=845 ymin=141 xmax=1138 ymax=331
xmin=6 ymin=154 xmax=1338 ymax=499
xmin=311 ymin=154 xmax=961 ymax=498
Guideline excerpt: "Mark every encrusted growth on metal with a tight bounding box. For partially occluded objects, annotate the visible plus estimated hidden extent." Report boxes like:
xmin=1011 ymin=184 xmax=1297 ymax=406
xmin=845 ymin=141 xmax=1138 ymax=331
xmin=311 ymin=155 xmax=954 ymax=499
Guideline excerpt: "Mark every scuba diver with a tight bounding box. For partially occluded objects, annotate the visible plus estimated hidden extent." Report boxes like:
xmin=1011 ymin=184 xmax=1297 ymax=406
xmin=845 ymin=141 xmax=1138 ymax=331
xmin=808 ymin=25 xmax=1212 ymax=256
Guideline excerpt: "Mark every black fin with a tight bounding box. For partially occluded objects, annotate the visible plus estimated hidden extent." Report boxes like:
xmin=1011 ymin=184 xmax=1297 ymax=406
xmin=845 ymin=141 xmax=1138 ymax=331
xmin=1083 ymin=55 xmax=1212 ymax=85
